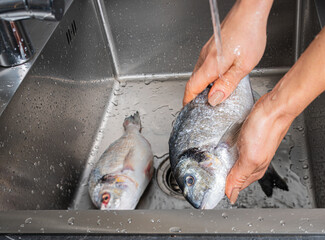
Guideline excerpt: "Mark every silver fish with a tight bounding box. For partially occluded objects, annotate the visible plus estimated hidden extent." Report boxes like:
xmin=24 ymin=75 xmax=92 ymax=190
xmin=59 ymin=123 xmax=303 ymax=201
xmin=169 ymin=75 xmax=288 ymax=209
xmin=88 ymin=112 xmax=154 ymax=210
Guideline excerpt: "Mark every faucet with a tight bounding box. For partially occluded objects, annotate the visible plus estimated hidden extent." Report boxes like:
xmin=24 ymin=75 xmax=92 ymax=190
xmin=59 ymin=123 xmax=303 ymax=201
xmin=0 ymin=0 xmax=65 ymax=67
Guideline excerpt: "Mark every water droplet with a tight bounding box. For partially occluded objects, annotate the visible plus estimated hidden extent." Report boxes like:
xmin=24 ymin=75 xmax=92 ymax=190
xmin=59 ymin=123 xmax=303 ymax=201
xmin=303 ymin=175 xmax=309 ymax=180
xmin=67 ymin=217 xmax=75 ymax=226
xmin=169 ymin=227 xmax=181 ymax=233
xmin=302 ymin=164 xmax=308 ymax=169
xmin=231 ymin=227 xmax=237 ymax=232
xmin=97 ymin=219 xmax=101 ymax=225
xmin=247 ymin=222 xmax=252 ymax=227
xmin=127 ymin=218 xmax=132 ymax=224
xmin=150 ymin=219 xmax=155 ymax=223
xmin=280 ymin=220 xmax=285 ymax=226
xmin=296 ymin=126 xmax=304 ymax=131
xmin=144 ymin=79 xmax=152 ymax=85
xmin=258 ymin=216 xmax=264 ymax=221
xmin=25 ymin=217 xmax=32 ymax=224
xmin=120 ymin=81 xmax=127 ymax=87
xmin=221 ymin=212 xmax=228 ymax=219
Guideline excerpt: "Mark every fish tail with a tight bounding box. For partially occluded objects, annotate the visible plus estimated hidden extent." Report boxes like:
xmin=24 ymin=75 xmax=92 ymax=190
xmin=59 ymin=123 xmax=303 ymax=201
xmin=123 ymin=111 xmax=141 ymax=131
xmin=258 ymin=164 xmax=289 ymax=197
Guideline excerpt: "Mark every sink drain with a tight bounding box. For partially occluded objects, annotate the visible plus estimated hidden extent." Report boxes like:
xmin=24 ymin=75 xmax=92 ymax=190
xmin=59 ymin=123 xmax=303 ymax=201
xmin=156 ymin=157 xmax=185 ymax=200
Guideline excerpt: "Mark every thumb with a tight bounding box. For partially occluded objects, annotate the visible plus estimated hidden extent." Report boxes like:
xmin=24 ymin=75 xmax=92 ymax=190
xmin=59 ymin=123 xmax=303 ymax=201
xmin=183 ymin=53 xmax=221 ymax=106
xmin=225 ymin=156 xmax=255 ymax=204
xmin=208 ymin=64 xmax=247 ymax=106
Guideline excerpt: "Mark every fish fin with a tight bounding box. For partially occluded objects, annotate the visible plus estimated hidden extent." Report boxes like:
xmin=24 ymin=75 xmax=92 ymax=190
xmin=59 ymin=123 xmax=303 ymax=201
xmin=123 ymin=111 xmax=141 ymax=131
xmin=217 ymin=121 xmax=244 ymax=148
xmin=122 ymin=149 xmax=135 ymax=172
xmin=144 ymin=160 xmax=154 ymax=179
xmin=252 ymin=90 xmax=261 ymax=103
xmin=258 ymin=164 xmax=289 ymax=197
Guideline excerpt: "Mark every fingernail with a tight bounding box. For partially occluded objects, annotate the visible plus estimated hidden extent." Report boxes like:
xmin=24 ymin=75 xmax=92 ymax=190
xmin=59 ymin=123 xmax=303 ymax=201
xmin=229 ymin=188 xmax=240 ymax=204
xmin=208 ymin=91 xmax=224 ymax=106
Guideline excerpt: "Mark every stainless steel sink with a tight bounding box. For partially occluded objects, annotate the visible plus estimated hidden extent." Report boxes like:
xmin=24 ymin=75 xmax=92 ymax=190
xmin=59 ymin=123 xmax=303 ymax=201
xmin=1 ymin=0 xmax=325 ymax=235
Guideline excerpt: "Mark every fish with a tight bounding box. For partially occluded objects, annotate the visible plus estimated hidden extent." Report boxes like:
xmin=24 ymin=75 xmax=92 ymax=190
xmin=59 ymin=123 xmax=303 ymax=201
xmin=169 ymin=75 xmax=288 ymax=209
xmin=88 ymin=112 xmax=154 ymax=210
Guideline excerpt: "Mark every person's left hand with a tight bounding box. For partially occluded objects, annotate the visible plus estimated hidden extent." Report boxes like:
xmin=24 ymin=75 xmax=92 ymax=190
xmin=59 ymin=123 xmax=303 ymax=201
xmin=225 ymin=93 xmax=295 ymax=204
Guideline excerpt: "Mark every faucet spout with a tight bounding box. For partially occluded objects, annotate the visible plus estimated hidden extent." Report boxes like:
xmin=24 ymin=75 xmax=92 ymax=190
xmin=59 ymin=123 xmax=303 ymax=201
xmin=0 ymin=0 xmax=65 ymax=67
xmin=0 ymin=0 xmax=65 ymax=22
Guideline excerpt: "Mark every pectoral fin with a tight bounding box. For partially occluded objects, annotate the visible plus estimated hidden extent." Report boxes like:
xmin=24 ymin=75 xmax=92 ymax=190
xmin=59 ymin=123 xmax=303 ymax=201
xmin=122 ymin=149 xmax=135 ymax=172
xmin=144 ymin=160 xmax=154 ymax=179
xmin=216 ymin=121 xmax=244 ymax=149
xmin=258 ymin=163 xmax=289 ymax=197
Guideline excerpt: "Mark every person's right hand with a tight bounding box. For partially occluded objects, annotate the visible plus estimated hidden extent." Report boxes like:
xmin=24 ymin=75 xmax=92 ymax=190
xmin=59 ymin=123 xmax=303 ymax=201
xmin=183 ymin=0 xmax=274 ymax=106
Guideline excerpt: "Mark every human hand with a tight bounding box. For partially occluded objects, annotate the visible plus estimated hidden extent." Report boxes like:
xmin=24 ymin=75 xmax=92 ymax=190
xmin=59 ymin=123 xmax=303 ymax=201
xmin=225 ymin=25 xmax=325 ymax=204
xmin=183 ymin=0 xmax=273 ymax=106
xmin=225 ymin=93 xmax=295 ymax=204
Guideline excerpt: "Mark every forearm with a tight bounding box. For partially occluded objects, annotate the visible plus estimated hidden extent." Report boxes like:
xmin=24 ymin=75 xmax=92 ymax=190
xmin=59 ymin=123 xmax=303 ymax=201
xmin=225 ymin=0 xmax=274 ymax=27
xmin=264 ymin=28 xmax=325 ymax=120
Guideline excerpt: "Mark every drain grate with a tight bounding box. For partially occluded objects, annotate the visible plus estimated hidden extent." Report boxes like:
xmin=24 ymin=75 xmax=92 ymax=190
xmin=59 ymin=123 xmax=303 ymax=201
xmin=156 ymin=157 xmax=185 ymax=200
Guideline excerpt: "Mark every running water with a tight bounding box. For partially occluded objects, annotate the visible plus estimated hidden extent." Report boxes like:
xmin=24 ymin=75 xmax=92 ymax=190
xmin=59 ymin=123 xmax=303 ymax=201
xmin=209 ymin=0 xmax=223 ymax=79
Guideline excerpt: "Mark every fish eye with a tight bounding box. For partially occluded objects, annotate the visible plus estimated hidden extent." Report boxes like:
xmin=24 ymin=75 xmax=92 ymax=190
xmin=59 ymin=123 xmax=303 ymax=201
xmin=185 ymin=175 xmax=195 ymax=186
xmin=101 ymin=192 xmax=110 ymax=204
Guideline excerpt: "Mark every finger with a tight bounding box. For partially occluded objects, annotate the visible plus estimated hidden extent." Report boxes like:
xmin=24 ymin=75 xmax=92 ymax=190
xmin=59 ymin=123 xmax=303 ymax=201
xmin=208 ymin=64 xmax=247 ymax=106
xmin=192 ymin=37 xmax=214 ymax=73
xmin=225 ymin=157 xmax=256 ymax=204
xmin=183 ymin=53 xmax=221 ymax=106
xmin=240 ymin=168 xmax=267 ymax=190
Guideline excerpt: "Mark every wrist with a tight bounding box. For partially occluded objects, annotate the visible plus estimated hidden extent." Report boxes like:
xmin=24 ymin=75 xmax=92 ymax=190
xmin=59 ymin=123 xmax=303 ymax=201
xmin=238 ymin=0 xmax=274 ymax=21
xmin=262 ymin=89 xmax=297 ymax=123
xmin=266 ymin=28 xmax=325 ymax=120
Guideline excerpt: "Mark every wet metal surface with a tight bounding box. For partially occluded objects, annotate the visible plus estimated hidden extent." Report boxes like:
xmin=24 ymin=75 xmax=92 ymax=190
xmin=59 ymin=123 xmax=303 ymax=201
xmin=0 ymin=0 xmax=324 ymax=236
xmin=72 ymin=73 xmax=315 ymax=210
xmin=1 ymin=209 xmax=325 ymax=234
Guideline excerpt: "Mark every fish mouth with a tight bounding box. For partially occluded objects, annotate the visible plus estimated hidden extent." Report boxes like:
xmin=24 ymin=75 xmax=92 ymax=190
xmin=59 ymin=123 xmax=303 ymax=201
xmin=199 ymin=190 xmax=211 ymax=210
xmin=186 ymin=190 xmax=211 ymax=209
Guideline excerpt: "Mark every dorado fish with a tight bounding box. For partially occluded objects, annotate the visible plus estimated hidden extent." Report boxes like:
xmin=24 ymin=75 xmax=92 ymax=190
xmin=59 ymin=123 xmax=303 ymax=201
xmin=88 ymin=112 xmax=153 ymax=210
xmin=169 ymin=75 xmax=288 ymax=209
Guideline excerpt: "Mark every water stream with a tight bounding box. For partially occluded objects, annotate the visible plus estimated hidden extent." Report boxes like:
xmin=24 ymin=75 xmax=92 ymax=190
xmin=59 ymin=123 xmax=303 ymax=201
xmin=209 ymin=0 xmax=223 ymax=79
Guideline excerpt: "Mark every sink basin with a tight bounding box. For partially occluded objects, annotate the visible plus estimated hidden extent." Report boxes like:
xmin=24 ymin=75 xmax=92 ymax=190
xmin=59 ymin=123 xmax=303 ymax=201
xmin=1 ymin=0 xmax=325 ymax=235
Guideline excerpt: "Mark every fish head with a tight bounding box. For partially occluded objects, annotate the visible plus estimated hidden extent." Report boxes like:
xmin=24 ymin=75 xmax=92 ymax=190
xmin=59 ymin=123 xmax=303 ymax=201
xmin=91 ymin=175 xmax=137 ymax=210
xmin=173 ymin=149 xmax=225 ymax=209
